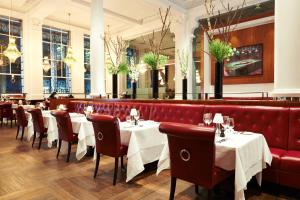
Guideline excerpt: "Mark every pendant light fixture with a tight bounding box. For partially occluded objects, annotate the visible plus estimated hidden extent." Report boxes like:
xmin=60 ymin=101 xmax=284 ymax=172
xmin=63 ymin=13 xmax=76 ymax=67
xmin=43 ymin=56 xmax=51 ymax=72
xmin=3 ymin=0 xmax=21 ymax=63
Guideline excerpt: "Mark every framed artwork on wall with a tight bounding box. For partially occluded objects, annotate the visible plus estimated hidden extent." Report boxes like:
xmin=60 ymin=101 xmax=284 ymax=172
xmin=224 ymin=43 xmax=263 ymax=77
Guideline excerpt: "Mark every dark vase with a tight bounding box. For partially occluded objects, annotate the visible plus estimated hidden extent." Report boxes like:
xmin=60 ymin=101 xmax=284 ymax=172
xmin=151 ymin=69 xmax=159 ymax=99
xmin=112 ymin=74 xmax=118 ymax=98
xmin=214 ymin=62 xmax=224 ymax=99
xmin=132 ymin=81 xmax=137 ymax=99
xmin=182 ymin=78 xmax=187 ymax=100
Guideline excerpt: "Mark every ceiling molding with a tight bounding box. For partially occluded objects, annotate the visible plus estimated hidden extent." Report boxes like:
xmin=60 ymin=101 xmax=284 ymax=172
xmin=71 ymin=0 xmax=143 ymax=25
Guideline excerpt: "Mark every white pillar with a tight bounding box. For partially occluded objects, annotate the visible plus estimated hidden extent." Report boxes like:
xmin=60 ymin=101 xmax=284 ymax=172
xmin=203 ymin=32 xmax=212 ymax=98
xmin=90 ymin=0 xmax=105 ymax=96
xmin=23 ymin=16 xmax=44 ymax=100
xmin=70 ymin=27 xmax=85 ymax=98
xmin=273 ymin=0 xmax=300 ymax=97
xmin=172 ymin=15 xmax=198 ymax=100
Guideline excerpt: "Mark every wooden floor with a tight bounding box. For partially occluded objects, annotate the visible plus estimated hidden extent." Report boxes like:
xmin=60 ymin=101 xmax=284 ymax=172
xmin=0 ymin=125 xmax=299 ymax=200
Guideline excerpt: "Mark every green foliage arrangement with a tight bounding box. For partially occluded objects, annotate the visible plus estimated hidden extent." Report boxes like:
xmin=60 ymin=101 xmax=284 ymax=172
xmin=208 ymin=39 xmax=235 ymax=63
xmin=107 ymin=62 xmax=128 ymax=75
xmin=142 ymin=52 xmax=168 ymax=70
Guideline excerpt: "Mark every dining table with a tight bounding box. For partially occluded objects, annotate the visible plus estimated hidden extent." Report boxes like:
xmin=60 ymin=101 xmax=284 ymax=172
xmin=76 ymin=119 xmax=167 ymax=182
xmin=157 ymin=131 xmax=273 ymax=200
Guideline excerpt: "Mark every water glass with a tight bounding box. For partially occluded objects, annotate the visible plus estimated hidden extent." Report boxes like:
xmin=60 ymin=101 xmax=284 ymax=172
xmin=221 ymin=116 xmax=230 ymax=129
xmin=203 ymin=113 xmax=212 ymax=126
xmin=228 ymin=118 xmax=235 ymax=133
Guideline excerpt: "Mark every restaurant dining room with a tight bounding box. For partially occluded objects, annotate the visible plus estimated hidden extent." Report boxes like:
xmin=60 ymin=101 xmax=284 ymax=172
xmin=1 ymin=0 xmax=300 ymax=199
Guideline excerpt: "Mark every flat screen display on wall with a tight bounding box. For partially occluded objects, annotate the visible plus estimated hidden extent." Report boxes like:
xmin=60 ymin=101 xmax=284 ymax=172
xmin=224 ymin=44 xmax=263 ymax=77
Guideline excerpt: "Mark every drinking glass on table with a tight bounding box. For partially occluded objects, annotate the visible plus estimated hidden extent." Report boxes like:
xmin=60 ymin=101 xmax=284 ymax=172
xmin=221 ymin=116 xmax=230 ymax=130
xmin=228 ymin=118 xmax=235 ymax=133
xmin=126 ymin=116 xmax=131 ymax=123
xmin=134 ymin=111 xmax=140 ymax=121
xmin=203 ymin=113 xmax=212 ymax=126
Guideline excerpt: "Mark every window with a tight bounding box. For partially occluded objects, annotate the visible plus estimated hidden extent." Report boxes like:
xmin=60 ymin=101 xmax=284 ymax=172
xmin=42 ymin=26 xmax=71 ymax=94
xmin=0 ymin=16 xmax=23 ymax=94
xmin=84 ymin=35 xmax=90 ymax=94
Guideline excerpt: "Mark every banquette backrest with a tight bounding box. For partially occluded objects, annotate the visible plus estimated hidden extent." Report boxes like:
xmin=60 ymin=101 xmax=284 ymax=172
xmin=67 ymin=100 xmax=300 ymax=150
xmin=113 ymin=102 xmax=153 ymax=121
xmin=288 ymin=108 xmax=300 ymax=151
xmin=149 ymin=104 xmax=204 ymax=125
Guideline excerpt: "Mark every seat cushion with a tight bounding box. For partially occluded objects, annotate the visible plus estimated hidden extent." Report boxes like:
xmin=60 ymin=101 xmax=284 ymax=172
xmin=280 ymin=150 xmax=300 ymax=173
xmin=270 ymin=147 xmax=287 ymax=168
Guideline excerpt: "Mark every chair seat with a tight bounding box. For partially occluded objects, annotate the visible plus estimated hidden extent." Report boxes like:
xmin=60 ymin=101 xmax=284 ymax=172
xmin=270 ymin=147 xmax=287 ymax=168
xmin=280 ymin=150 xmax=300 ymax=174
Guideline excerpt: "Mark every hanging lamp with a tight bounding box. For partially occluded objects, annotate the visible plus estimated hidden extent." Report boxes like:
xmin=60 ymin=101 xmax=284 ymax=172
xmin=3 ymin=0 xmax=21 ymax=63
xmin=43 ymin=56 xmax=51 ymax=72
xmin=63 ymin=13 xmax=76 ymax=67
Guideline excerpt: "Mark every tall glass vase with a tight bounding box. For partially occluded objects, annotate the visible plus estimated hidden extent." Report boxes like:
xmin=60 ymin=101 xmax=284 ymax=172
xmin=151 ymin=69 xmax=159 ymax=99
xmin=182 ymin=78 xmax=187 ymax=100
xmin=112 ymin=74 xmax=118 ymax=98
xmin=214 ymin=62 xmax=223 ymax=99
xmin=132 ymin=80 xmax=137 ymax=99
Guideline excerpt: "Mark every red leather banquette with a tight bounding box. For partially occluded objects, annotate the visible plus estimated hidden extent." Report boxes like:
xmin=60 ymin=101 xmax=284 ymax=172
xmin=67 ymin=100 xmax=300 ymax=190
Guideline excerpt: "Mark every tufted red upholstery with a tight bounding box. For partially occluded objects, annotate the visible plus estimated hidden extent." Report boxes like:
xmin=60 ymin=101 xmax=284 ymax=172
xmin=159 ymin=123 xmax=233 ymax=199
xmin=68 ymin=101 xmax=88 ymax=113
xmin=65 ymin=100 xmax=300 ymax=189
xmin=92 ymin=102 xmax=114 ymax=115
xmin=113 ymin=102 xmax=153 ymax=121
xmin=150 ymin=104 xmax=204 ymax=125
xmin=51 ymin=110 xmax=78 ymax=162
xmin=288 ymin=108 xmax=300 ymax=151
xmin=87 ymin=114 xmax=127 ymax=185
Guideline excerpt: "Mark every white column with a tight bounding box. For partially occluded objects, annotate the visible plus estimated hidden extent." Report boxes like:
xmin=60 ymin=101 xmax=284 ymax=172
xmin=273 ymin=0 xmax=300 ymax=97
xmin=23 ymin=16 xmax=44 ymax=100
xmin=90 ymin=0 xmax=105 ymax=96
xmin=172 ymin=16 xmax=198 ymax=100
xmin=70 ymin=27 xmax=85 ymax=98
xmin=203 ymin=32 xmax=212 ymax=98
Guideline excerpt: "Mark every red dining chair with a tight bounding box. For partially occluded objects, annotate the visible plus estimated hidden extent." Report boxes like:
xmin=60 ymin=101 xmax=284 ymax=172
xmin=15 ymin=106 xmax=28 ymax=140
xmin=0 ymin=103 xmax=15 ymax=127
xmin=87 ymin=114 xmax=127 ymax=185
xmin=28 ymin=109 xmax=47 ymax=149
xmin=51 ymin=111 xmax=78 ymax=162
xmin=159 ymin=123 xmax=233 ymax=200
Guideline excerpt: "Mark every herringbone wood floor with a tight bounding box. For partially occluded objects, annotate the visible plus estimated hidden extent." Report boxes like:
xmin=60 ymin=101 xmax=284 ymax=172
xmin=0 ymin=125 xmax=299 ymax=200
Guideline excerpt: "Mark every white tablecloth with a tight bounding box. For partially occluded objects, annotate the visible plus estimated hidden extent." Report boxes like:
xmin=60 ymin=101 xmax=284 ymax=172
xmin=12 ymin=104 xmax=35 ymax=110
xmin=157 ymin=132 xmax=272 ymax=200
xmin=27 ymin=111 xmax=85 ymax=149
xmin=76 ymin=120 xmax=167 ymax=182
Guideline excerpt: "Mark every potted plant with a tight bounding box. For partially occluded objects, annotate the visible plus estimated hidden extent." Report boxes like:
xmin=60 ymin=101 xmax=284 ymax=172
xmin=177 ymin=49 xmax=189 ymax=100
xmin=143 ymin=52 xmax=168 ymax=99
xmin=128 ymin=57 xmax=140 ymax=99
xmin=142 ymin=7 xmax=171 ymax=99
xmin=104 ymin=31 xmax=128 ymax=98
xmin=200 ymin=0 xmax=245 ymax=99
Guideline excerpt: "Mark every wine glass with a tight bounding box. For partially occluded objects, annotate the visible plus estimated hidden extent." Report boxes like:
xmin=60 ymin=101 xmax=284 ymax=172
xmin=126 ymin=116 xmax=131 ymax=124
xmin=134 ymin=111 xmax=140 ymax=121
xmin=203 ymin=113 xmax=212 ymax=126
xmin=221 ymin=116 xmax=230 ymax=130
xmin=228 ymin=118 xmax=235 ymax=133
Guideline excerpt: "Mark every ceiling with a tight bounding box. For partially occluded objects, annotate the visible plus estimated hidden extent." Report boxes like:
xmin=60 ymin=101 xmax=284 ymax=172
xmin=0 ymin=0 xmax=203 ymax=32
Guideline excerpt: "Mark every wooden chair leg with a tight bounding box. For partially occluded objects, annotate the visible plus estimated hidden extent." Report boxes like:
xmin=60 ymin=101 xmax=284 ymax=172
xmin=121 ymin=156 xmax=126 ymax=171
xmin=113 ymin=157 xmax=119 ymax=185
xmin=169 ymin=177 xmax=177 ymax=200
xmin=32 ymin=131 xmax=36 ymax=148
xmin=66 ymin=142 xmax=72 ymax=162
xmin=1 ymin=118 xmax=3 ymax=127
xmin=94 ymin=153 xmax=100 ymax=178
xmin=21 ymin=127 xmax=25 ymax=141
xmin=207 ymin=189 xmax=212 ymax=200
xmin=195 ymin=185 xmax=199 ymax=194
xmin=56 ymin=139 xmax=62 ymax=159
xmin=16 ymin=126 xmax=20 ymax=139
xmin=38 ymin=133 xmax=43 ymax=149
xmin=10 ymin=118 xmax=12 ymax=128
